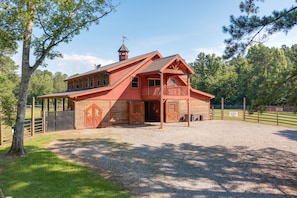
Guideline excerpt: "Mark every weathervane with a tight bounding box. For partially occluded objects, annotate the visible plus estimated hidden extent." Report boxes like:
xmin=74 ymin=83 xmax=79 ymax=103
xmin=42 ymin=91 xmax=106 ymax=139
xmin=122 ymin=35 xmax=128 ymax=43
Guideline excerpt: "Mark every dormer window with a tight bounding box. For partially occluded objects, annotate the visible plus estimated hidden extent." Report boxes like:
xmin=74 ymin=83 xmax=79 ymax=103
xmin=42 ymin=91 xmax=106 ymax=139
xmin=86 ymin=78 xmax=89 ymax=88
xmin=103 ymin=74 xmax=109 ymax=86
xmin=90 ymin=76 xmax=94 ymax=87
xmin=97 ymin=73 xmax=109 ymax=87
xmin=131 ymin=77 xmax=139 ymax=88
xmin=76 ymin=79 xmax=79 ymax=89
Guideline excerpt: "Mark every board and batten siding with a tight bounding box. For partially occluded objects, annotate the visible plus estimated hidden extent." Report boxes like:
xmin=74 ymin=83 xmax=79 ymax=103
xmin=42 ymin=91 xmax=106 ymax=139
xmin=74 ymin=99 xmax=130 ymax=129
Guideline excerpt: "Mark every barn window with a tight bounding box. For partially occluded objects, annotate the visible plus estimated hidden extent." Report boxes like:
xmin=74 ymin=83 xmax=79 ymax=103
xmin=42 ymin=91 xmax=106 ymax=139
xmin=148 ymin=79 xmax=160 ymax=87
xmin=131 ymin=77 xmax=139 ymax=88
xmin=79 ymin=79 xmax=83 ymax=88
xmin=170 ymin=78 xmax=176 ymax=86
xmin=90 ymin=76 xmax=94 ymax=87
xmin=97 ymin=75 xmax=102 ymax=86
xmin=86 ymin=78 xmax=89 ymax=88
xmin=103 ymin=74 xmax=109 ymax=86
xmin=76 ymin=79 xmax=79 ymax=88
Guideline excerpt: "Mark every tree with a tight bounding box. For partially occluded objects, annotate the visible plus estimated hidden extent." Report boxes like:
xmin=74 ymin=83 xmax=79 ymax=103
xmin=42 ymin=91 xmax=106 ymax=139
xmin=53 ymin=72 xmax=68 ymax=93
xmin=0 ymin=54 xmax=19 ymax=127
xmin=246 ymin=44 xmax=288 ymax=107
xmin=28 ymin=70 xmax=54 ymax=105
xmin=1 ymin=0 xmax=116 ymax=156
xmin=223 ymin=0 xmax=297 ymax=59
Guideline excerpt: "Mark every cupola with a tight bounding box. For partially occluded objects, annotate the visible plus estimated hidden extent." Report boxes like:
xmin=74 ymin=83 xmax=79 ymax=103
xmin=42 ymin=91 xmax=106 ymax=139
xmin=118 ymin=43 xmax=129 ymax=61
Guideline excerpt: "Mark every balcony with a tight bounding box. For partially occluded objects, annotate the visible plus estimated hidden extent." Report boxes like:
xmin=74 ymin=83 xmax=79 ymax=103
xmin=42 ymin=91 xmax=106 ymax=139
xmin=142 ymin=86 xmax=188 ymax=98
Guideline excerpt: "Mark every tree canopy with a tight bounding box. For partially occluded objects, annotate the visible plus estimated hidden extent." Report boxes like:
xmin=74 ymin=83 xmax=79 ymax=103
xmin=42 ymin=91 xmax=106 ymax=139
xmin=190 ymin=44 xmax=296 ymax=109
xmin=0 ymin=54 xmax=19 ymax=126
xmin=223 ymin=0 xmax=297 ymax=59
xmin=0 ymin=0 xmax=116 ymax=156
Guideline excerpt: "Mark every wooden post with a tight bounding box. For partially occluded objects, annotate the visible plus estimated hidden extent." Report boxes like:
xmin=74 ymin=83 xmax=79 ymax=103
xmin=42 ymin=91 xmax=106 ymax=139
xmin=221 ymin=98 xmax=224 ymax=120
xmin=42 ymin=111 xmax=46 ymax=133
xmin=211 ymin=106 xmax=214 ymax=120
xmin=31 ymin=97 xmax=35 ymax=136
xmin=54 ymin=99 xmax=57 ymax=131
xmin=0 ymin=112 xmax=2 ymax=146
xmin=62 ymin=98 xmax=65 ymax=111
xmin=187 ymin=73 xmax=191 ymax=127
xmin=160 ymin=72 xmax=164 ymax=129
xmin=41 ymin=98 xmax=44 ymax=112
xmin=243 ymin=97 xmax=246 ymax=121
xmin=47 ymin=98 xmax=50 ymax=112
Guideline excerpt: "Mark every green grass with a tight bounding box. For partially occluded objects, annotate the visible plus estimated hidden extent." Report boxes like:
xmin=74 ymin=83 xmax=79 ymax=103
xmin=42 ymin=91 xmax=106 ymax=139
xmin=211 ymin=109 xmax=244 ymax=121
xmin=0 ymin=134 xmax=130 ymax=198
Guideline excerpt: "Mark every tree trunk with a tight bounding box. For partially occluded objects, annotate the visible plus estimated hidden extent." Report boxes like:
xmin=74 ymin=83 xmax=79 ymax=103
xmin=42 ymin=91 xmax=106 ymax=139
xmin=7 ymin=1 xmax=34 ymax=156
xmin=7 ymin=68 xmax=31 ymax=156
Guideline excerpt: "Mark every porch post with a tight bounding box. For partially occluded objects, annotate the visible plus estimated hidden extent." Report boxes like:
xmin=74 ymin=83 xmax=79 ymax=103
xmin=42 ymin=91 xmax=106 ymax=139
xmin=187 ymin=73 xmax=191 ymax=127
xmin=160 ymin=72 xmax=164 ymax=129
xmin=47 ymin=98 xmax=50 ymax=112
xmin=62 ymin=98 xmax=65 ymax=111
xmin=41 ymin=99 xmax=44 ymax=112
xmin=31 ymin=97 xmax=35 ymax=136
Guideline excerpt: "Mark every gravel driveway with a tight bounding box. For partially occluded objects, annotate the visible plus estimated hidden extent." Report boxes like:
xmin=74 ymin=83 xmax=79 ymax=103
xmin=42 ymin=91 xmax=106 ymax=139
xmin=47 ymin=120 xmax=297 ymax=197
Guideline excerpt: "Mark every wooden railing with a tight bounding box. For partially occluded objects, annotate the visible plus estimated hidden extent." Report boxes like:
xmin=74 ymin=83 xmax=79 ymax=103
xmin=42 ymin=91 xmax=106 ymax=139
xmin=142 ymin=86 xmax=188 ymax=96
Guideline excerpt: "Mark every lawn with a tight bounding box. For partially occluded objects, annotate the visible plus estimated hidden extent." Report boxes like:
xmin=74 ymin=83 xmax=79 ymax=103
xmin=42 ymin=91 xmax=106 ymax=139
xmin=0 ymin=134 xmax=130 ymax=198
xmin=211 ymin=109 xmax=244 ymax=121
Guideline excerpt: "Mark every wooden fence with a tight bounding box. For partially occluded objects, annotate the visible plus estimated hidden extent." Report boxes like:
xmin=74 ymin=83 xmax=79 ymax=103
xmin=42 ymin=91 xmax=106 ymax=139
xmin=244 ymin=111 xmax=297 ymax=127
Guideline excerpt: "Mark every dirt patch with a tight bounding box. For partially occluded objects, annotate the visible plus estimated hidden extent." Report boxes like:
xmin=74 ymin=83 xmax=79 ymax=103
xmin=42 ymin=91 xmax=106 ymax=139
xmin=47 ymin=121 xmax=297 ymax=197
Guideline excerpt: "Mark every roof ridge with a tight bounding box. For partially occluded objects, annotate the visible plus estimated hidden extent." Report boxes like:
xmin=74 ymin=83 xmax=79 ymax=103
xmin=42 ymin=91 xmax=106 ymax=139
xmin=66 ymin=51 xmax=160 ymax=81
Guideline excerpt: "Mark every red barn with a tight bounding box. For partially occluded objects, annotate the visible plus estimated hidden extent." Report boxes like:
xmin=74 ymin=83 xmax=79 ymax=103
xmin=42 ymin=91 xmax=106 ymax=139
xmin=39 ymin=44 xmax=214 ymax=130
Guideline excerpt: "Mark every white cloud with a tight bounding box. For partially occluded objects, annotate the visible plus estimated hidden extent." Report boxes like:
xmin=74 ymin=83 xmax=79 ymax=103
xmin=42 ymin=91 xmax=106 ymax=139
xmin=264 ymin=28 xmax=297 ymax=48
xmin=62 ymin=54 xmax=114 ymax=66
xmin=186 ymin=44 xmax=226 ymax=63
xmin=51 ymin=53 xmax=115 ymax=75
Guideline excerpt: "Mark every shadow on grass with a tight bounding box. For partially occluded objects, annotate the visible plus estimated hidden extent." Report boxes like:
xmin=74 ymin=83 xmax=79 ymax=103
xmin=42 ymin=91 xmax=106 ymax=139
xmin=0 ymin=145 xmax=130 ymax=198
xmin=275 ymin=129 xmax=297 ymax=141
xmin=48 ymin=138 xmax=297 ymax=197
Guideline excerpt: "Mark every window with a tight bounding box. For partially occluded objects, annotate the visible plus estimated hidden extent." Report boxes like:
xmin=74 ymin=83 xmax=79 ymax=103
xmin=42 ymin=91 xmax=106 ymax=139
xmin=68 ymin=81 xmax=74 ymax=90
xmin=90 ymin=76 xmax=94 ymax=87
xmin=148 ymin=79 xmax=160 ymax=87
xmin=170 ymin=78 xmax=176 ymax=86
xmin=103 ymin=74 xmax=109 ymax=85
xmin=76 ymin=80 xmax=79 ymax=89
xmin=97 ymin=73 xmax=109 ymax=87
xmin=86 ymin=78 xmax=89 ymax=88
xmin=79 ymin=79 xmax=83 ymax=88
xmin=131 ymin=77 xmax=139 ymax=88
xmin=97 ymin=75 xmax=102 ymax=86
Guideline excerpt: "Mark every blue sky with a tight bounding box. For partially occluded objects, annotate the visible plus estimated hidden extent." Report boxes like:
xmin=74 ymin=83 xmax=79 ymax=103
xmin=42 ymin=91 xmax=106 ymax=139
xmin=13 ymin=0 xmax=297 ymax=76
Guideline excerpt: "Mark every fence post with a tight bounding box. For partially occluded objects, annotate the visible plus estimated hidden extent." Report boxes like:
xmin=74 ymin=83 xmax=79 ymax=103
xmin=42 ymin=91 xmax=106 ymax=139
xmin=211 ymin=106 xmax=214 ymax=120
xmin=42 ymin=111 xmax=46 ymax=133
xmin=0 ymin=117 xmax=2 ymax=146
xmin=0 ymin=104 xmax=2 ymax=145
xmin=31 ymin=97 xmax=35 ymax=136
xmin=257 ymin=111 xmax=260 ymax=123
xmin=221 ymin=98 xmax=224 ymax=120
xmin=243 ymin=97 xmax=246 ymax=121
xmin=276 ymin=112 xmax=279 ymax=126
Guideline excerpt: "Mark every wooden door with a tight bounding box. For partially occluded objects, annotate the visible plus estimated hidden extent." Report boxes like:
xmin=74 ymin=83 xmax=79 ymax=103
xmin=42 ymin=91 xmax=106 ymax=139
xmin=166 ymin=102 xmax=179 ymax=122
xmin=128 ymin=101 xmax=145 ymax=125
xmin=84 ymin=103 xmax=102 ymax=128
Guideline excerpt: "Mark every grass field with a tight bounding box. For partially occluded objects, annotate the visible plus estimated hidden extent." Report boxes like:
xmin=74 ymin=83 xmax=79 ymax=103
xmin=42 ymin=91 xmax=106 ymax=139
xmin=0 ymin=134 xmax=130 ymax=198
xmin=211 ymin=109 xmax=244 ymax=121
